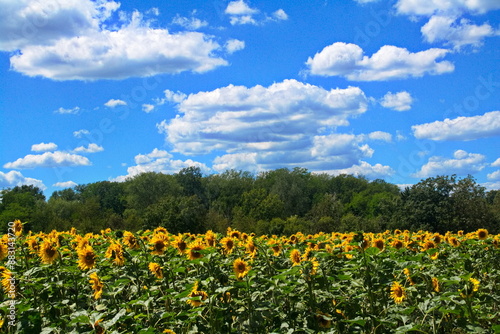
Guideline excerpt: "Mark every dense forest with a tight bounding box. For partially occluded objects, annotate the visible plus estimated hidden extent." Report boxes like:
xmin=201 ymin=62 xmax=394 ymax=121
xmin=1 ymin=167 xmax=499 ymax=235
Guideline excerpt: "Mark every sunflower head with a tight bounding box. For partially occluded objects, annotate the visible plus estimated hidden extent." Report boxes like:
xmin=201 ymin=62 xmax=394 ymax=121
xmin=390 ymin=281 xmax=406 ymax=304
xmin=150 ymin=234 xmax=169 ymax=255
xmin=148 ymin=262 xmax=163 ymax=279
xmin=105 ymin=242 xmax=125 ymax=266
xmin=187 ymin=241 xmax=205 ymax=260
xmin=290 ymin=249 xmax=301 ymax=266
xmin=477 ymin=229 xmax=488 ymax=240
xmin=78 ymin=245 xmax=97 ymax=270
xmin=187 ymin=281 xmax=208 ymax=307
xmin=373 ymin=238 xmax=385 ymax=251
xmin=123 ymin=231 xmax=140 ymax=250
xmin=89 ymin=272 xmax=103 ymax=299
xmin=220 ymin=237 xmax=235 ymax=254
xmin=233 ymin=258 xmax=250 ymax=280
xmin=432 ymin=277 xmax=440 ymax=292
xmin=391 ymin=239 xmax=404 ymax=250
xmin=173 ymin=235 xmax=188 ymax=254
xmin=39 ymin=239 xmax=59 ymax=264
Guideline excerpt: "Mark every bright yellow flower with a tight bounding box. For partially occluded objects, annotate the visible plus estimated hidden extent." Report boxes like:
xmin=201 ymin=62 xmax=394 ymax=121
xmin=148 ymin=262 xmax=163 ymax=279
xmin=233 ymin=258 xmax=250 ymax=280
xmin=187 ymin=281 xmax=208 ymax=307
xmin=105 ymin=242 xmax=125 ymax=266
xmin=78 ymin=245 xmax=97 ymax=270
xmin=187 ymin=240 xmax=205 ymax=260
xmin=172 ymin=234 xmax=188 ymax=254
xmin=220 ymin=237 xmax=235 ymax=254
xmin=432 ymin=277 xmax=440 ymax=292
xmin=150 ymin=233 xmax=169 ymax=255
xmin=0 ymin=242 xmax=7 ymax=261
xmin=13 ymin=220 xmax=23 ymax=237
xmin=89 ymin=272 xmax=103 ymax=299
xmin=290 ymin=249 xmax=301 ymax=266
xmin=38 ymin=239 xmax=59 ymax=264
xmin=477 ymin=229 xmax=488 ymax=240
xmin=204 ymin=230 xmax=216 ymax=247
xmin=122 ymin=231 xmax=140 ymax=250
xmin=390 ymin=281 xmax=406 ymax=304
xmin=469 ymin=277 xmax=480 ymax=292
xmin=373 ymin=238 xmax=385 ymax=251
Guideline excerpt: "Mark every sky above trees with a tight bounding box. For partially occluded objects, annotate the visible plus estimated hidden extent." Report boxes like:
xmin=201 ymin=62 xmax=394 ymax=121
xmin=0 ymin=0 xmax=499 ymax=196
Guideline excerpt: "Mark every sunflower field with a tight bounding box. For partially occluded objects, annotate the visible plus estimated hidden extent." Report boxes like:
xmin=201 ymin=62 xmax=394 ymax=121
xmin=1 ymin=220 xmax=500 ymax=333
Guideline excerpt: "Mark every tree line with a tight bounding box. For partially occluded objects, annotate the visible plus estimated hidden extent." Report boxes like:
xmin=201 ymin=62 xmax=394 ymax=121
xmin=1 ymin=167 xmax=499 ymax=235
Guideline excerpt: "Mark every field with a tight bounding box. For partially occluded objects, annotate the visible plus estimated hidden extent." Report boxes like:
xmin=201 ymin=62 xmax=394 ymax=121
xmin=1 ymin=221 xmax=500 ymax=333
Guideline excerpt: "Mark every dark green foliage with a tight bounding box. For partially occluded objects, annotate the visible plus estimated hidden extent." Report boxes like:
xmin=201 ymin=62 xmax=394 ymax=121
xmin=0 ymin=169 xmax=498 ymax=234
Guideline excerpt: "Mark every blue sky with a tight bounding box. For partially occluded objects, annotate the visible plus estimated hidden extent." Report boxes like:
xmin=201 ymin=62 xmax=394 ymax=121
xmin=1 ymin=0 xmax=499 ymax=197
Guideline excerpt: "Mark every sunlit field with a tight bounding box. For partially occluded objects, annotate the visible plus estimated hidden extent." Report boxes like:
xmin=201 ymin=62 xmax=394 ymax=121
xmin=1 ymin=220 xmax=500 ymax=333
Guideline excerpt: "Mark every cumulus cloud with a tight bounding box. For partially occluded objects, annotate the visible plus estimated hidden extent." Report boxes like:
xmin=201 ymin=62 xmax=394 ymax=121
xmin=3 ymin=151 xmax=91 ymax=169
xmin=395 ymin=0 xmax=500 ymax=16
xmin=73 ymin=129 xmax=90 ymax=138
xmin=53 ymin=181 xmax=78 ymax=188
xmin=54 ymin=106 xmax=80 ymax=114
xmin=225 ymin=39 xmax=245 ymax=54
xmin=112 ymin=148 xmax=210 ymax=182
xmin=487 ymin=170 xmax=500 ymax=181
xmin=367 ymin=131 xmax=393 ymax=142
xmin=31 ymin=142 xmax=58 ymax=152
xmin=421 ymin=16 xmax=498 ymax=50
xmin=225 ymin=0 xmax=287 ymax=25
xmin=104 ymin=99 xmax=127 ymax=108
xmin=0 ymin=171 xmax=46 ymax=190
xmin=73 ymin=143 xmax=104 ymax=153
xmin=380 ymin=91 xmax=413 ymax=111
xmin=306 ymin=42 xmax=454 ymax=81
xmin=492 ymin=158 xmax=500 ymax=167
xmin=3 ymin=1 xmax=232 ymax=80
xmin=412 ymin=111 xmax=500 ymax=141
xmin=323 ymin=161 xmax=395 ymax=179
xmin=142 ymin=104 xmax=155 ymax=113
xmin=155 ymin=79 xmax=392 ymax=178
xmin=158 ymin=79 xmax=368 ymax=155
xmin=171 ymin=14 xmax=208 ymax=30
xmin=412 ymin=150 xmax=487 ymax=178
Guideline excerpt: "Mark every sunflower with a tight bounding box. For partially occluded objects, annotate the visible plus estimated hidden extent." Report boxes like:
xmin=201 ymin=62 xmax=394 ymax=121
xmin=245 ymin=238 xmax=256 ymax=256
xmin=78 ymin=245 xmax=97 ymax=270
xmin=150 ymin=233 xmax=169 ymax=255
xmin=423 ymin=240 xmax=436 ymax=251
xmin=163 ymin=330 xmax=176 ymax=334
xmin=148 ymin=262 xmax=163 ymax=279
xmin=204 ymin=230 xmax=216 ymax=247
xmin=477 ymin=229 xmax=488 ymax=240
xmin=469 ymin=277 xmax=480 ymax=292
xmin=391 ymin=239 xmax=404 ymax=250
xmin=390 ymin=281 xmax=406 ymax=304
xmin=0 ymin=242 xmax=7 ymax=261
xmin=13 ymin=219 xmax=23 ymax=237
xmin=233 ymin=258 xmax=250 ymax=280
xmin=220 ymin=237 xmax=235 ymax=254
xmin=432 ymin=277 xmax=440 ymax=292
xmin=373 ymin=238 xmax=385 ymax=251
xmin=403 ymin=268 xmax=415 ymax=285
xmin=448 ymin=237 xmax=460 ymax=247
xmin=105 ymin=242 xmax=125 ymax=266
xmin=1 ymin=268 xmax=14 ymax=297
xmin=122 ymin=231 xmax=140 ymax=250
xmin=268 ymin=240 xmax=282 ymax=256
xmin=290 ymin=249 xmax=302 ymax=266
xmin=316 ymin=311 xmax=332 ymax=329
xmin=26 ymin=237 xmax=40 ymax=255
xmin=187 ymin=240 xmax=205 ymax=260
xmin=187 ymin=281 xmax=208 ymax=307
xmin=89 ymin=272 xmax=103 ymax=299
xmin=308 ymin=258 xmax=320 ymax=276
xmin=39 ymin=239 xmax=59 ymax=264
xmin=173 ymin=235 xmax=188 ymax=254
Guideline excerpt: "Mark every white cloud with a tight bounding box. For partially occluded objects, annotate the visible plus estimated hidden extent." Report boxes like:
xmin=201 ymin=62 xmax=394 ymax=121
xmin=112 ymin=148 xmax=210 ymax=182
xmin=225 ymin=0 xmax=287 ymax=25
xmin=395 ymin=0 xmax=500 ymax=16
xmin=104 ymin=99 xmax=127 ymax=108
xmin=225 ymin=39 xmax=246 ymax=54
xmin=31 ymin=142 xmax=58 ymax=152
xmin=73 ymin=129 xmax=90 ymax=138
xmin=421 ymin=15 xmax=498 ymax=50
xmin=3 ymin=151 xmax=91 ymax=169
xmin=367 ymin=131 xmax=393 ymax=142
xmin=53 ymin=181 xmax=78 ymax=188
xmin=55 ymin=106 xmax=80 ymax=114
xmin=487 ymin=170 xmax=500 ymax=180
xmin=380 ymin=91 xmax=413 ymax=111
xmin=73 ymin=143 xmax=104 ymax=153
xmin=491 ymin=158 xmax=500 ymax=167
xmin=482 ymin=181 xmax=500 ymax=191
xmin=171 ymin=14 xmax=208 ymax=30
xmin=412 ymin=150 xmax=487 ymax=178
xmin=158 ymin=79 xmax=368 ymax=156
xmin=272 ymin=9 xmax=288 ymax=21
xmin=155 ymin=79 xmax=394 ymax=178
xmin=0 ymin=171 xmax=46 ymax=190
xmin=157 ymin=90 xmax=187 ymax=105
xmin=142 ymin=104 xmax=155 ymax=113
xmin=323 ymin=161 xmax=395 ymax=179
xmin=412 ymin=111 xmax=500 ymax=141
xmin=4 ymin=2 xmax=231 ymax=80
xmin=306 ymin=42 xmax=454 ymax=81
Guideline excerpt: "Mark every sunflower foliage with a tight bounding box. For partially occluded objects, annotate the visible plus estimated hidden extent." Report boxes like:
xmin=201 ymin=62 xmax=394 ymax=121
xmin=0 ymin=224 xmax=499 ymax=333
